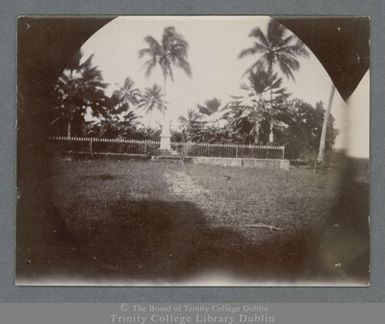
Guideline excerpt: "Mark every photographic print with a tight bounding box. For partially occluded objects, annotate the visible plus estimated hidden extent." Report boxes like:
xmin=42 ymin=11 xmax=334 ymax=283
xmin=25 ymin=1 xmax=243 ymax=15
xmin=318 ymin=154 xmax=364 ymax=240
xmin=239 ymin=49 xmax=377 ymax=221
xmin=16 ymin=16 xmax=369 ymax=286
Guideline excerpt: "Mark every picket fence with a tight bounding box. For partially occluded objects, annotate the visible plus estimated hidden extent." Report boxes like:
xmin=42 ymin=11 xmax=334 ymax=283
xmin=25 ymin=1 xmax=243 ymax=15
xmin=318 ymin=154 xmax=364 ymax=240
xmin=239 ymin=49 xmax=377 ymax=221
xmin=49 ymin=136 xmax=285 ymax=159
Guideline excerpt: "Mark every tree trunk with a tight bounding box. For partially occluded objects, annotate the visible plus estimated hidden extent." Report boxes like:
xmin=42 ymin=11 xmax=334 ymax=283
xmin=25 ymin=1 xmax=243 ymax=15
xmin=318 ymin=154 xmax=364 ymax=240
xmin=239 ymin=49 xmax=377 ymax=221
xmin=67 ymin=121 xmax=71 ymax=138
xmin=254 ymin=122 xmax=260 ymax=144
xmin=162 ymin=76 xmax=168 ymax=126
xmin=253 ymin=95 xmax=263 ymax=145
xmin=269 ymin=89 xmax=275 ymax=143
xmin=317 ymin=83 xmax=336 ymax=162
xmin=147 ymin=114 xmax=152 ymax=129
xmin=269 ymin=118 xmax=274 ymax=143
xmin=160 ymin=76 xmax=171 ymax=150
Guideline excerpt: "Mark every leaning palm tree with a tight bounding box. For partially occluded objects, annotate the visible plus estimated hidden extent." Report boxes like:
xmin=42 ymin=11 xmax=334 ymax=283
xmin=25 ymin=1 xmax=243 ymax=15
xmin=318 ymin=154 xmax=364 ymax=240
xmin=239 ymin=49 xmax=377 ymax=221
xmin=138 ymin=84 xmax=164 ymax=128
xmin=138 ymin=26 xmax=192 ymax=150
xmin=317 ymin=83 xmax=336 ymax=164
xmin=239 ymin=19 xmax=309 ymax=80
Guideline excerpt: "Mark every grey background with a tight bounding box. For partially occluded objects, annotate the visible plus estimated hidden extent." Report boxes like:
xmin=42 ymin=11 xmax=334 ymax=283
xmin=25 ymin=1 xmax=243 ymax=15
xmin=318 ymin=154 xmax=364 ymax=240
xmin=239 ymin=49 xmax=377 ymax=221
xmin=1 ymin=303 xmax=385 ymax=324
xmin=1 ymin=0 xmax=384 ymax=302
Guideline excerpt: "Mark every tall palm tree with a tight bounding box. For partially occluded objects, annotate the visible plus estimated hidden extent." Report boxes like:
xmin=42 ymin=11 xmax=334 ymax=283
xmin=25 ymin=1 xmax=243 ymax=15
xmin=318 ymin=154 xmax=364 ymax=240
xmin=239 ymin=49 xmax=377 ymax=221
xmin=239 ymin=19 xmax=308 ymax=143
xmin=138 ymin=84 xmax=164 ymax=128
xmin=239 ymin=19 xmax=309 ymax=80
xmin=138 ymin=26 xmax=192 ymax=149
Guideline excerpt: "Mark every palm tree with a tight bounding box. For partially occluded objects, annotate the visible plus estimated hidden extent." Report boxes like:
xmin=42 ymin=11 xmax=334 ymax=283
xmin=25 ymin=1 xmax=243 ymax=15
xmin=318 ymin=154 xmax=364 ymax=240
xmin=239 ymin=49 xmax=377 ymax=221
xmin=138 ymin=84 xmax=164 ymax=128
xmin=239 ymin=19 xmax=308 ymax=143
xmin=138 ymin=26 xmax=192 ymax=150
xmin=223 ymin=101 xmax=259 ymax=144
xmin=193 ymin=98 xmax=223 ymax=142
xmin=239 ymin=19 xmax=309 ymax=80
xmin=227 ymin=70 xmax=289 ymax=144
xmin=248 ymin=70 xmax=290 ymax=142
xmin=84 ymin=110 xmax=140 ymax=139
xmin=178 ymin=109 xmax=201 ymax=142
xmin=111 ymin=77 xmax=141 ymax=113
xmin=178 ymin=109 xmax=200 ymax=129
xmin=53 ymin=51 xmax=109 ymax=137
xmin=114 ymin=110 xmax=142 ymax=139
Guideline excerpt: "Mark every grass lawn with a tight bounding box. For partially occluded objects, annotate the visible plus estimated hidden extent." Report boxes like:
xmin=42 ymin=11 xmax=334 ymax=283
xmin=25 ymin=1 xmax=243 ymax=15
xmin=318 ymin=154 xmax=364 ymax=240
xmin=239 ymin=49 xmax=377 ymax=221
xmin=185 ymin=164 xmax=339 ymax=232
xmin=17 ymin=158 xmax=367 ymax=285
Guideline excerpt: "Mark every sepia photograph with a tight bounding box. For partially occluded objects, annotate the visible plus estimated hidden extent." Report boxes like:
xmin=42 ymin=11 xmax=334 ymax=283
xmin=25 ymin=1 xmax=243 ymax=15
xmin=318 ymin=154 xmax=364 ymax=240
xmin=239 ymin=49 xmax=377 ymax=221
xmin=16 ymin=16 xmax=369 ymax=286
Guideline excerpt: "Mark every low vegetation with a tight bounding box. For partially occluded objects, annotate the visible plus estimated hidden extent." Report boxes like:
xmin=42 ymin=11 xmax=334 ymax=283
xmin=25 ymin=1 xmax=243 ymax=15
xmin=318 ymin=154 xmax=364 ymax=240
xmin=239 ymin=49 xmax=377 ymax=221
xmin=18 ymin=158 xmax=345 ymax=284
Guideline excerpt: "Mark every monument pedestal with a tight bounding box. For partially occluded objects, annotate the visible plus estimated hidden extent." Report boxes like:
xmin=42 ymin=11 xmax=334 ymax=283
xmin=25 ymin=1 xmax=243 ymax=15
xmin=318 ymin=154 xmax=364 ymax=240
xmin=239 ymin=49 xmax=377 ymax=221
xmin=159 ymin=117 xmax=172 ymax=154
xmin=160 ymin=134 xmax=171 ymax=152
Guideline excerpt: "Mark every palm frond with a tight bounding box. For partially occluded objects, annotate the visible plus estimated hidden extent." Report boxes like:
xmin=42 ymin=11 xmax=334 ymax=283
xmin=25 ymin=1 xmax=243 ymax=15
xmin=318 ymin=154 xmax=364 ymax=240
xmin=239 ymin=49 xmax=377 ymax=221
xmin=270 ymin=76 xmax=283 ymax=89
xmin=242 ymin=59 xmax=267 ymax=77
xmin=138 ymin=48 xmax=153 ymax=58
xmin=138 ymin=83 xmax=164 ymax=114
xmin=278 ymin=59 xmax=296 ymax=81
xmin=67 ymin=50 xmax=83 ymax=71
xmin=279 ymin=53 xmax=300 ymax=71
xmin=79 ymin=54 xmax=95 ymax=70
xmin=176 ymin=57 xmax=192 ymax=77
xmin=286 ymin=40 xmax=310 ymax=57
xmin=240 ymin=19 xmax=309 ymax=82
xmin=275 ymin=34 xmax=296 ymax=49
xmin=143 ymin=58 xmax=157 ymax=79
xmin=143 ymin=36 xmax=161 ymax=51
xmin=238 ymin=47 xmax=257 ymax=59
xmin=178 ymin=116 xmax=188 ymax=124
xmin=123 ymin=77 xmax=135 ymax=89
xmin=267 ymin=20 xmax=286 ymax=47
xmin=248 ymin=27 xmax=269 ymax=48
xmin=139 ymin=27 xmax=191 ymax=82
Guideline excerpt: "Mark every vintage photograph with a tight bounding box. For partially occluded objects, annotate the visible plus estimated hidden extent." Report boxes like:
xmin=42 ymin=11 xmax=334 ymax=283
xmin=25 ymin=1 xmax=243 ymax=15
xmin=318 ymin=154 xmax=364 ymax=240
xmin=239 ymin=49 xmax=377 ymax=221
xmin=16 ymin=16 xmax=369 ymax=286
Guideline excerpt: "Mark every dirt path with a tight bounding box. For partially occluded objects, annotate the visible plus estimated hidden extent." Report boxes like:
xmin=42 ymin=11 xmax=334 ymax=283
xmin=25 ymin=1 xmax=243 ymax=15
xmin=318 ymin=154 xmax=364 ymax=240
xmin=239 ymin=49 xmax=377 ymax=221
xmin=163 ymin=170 xmax=209 ymax=199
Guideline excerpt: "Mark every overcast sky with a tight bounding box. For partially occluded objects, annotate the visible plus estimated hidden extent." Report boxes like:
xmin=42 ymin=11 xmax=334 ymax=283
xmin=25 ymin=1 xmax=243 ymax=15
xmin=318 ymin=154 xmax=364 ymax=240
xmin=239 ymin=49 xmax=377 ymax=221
xmin=79 ymin=16 xmax=369 ymax=157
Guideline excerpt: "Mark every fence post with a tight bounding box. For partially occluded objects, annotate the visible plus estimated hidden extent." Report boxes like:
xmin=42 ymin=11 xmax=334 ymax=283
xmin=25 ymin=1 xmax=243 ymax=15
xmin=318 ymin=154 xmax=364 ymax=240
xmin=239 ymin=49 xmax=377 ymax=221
xmin=89 ymin=138 xmax=93 ymax=153
xmin=144 ymin=140 xmax=147 ymax=155
xmin=282 ymin=146 xmax=285 ymax=159
xmin=236 ymin=144 xmax=239 ymax=158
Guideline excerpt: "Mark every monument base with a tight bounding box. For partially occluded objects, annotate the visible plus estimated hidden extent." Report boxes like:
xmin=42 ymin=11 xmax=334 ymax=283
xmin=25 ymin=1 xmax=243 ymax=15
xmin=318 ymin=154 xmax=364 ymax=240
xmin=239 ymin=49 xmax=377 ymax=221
xmin=160 ymin=135 xmax=171 ymax=151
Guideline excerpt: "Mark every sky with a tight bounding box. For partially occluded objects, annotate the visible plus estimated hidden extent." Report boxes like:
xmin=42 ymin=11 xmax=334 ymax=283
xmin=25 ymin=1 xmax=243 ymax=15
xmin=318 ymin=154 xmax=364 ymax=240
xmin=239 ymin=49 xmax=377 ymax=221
xmin=79 ymin=16 xmax=369 ymax=157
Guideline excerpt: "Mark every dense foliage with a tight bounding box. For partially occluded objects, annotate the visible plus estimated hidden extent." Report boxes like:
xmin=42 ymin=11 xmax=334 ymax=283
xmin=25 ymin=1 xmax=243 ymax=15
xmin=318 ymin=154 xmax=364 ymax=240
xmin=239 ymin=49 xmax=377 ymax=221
xmin=52 ymin=52 xmax=110 ymax=137
xmin=51 ymin=20 xmax=337 ymax=160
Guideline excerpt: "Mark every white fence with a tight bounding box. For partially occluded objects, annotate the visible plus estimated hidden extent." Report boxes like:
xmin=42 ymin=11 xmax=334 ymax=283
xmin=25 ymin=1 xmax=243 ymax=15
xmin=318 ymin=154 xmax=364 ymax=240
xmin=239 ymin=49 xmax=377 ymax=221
xmin=49 ymin=136 xmax=285 ymax=159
